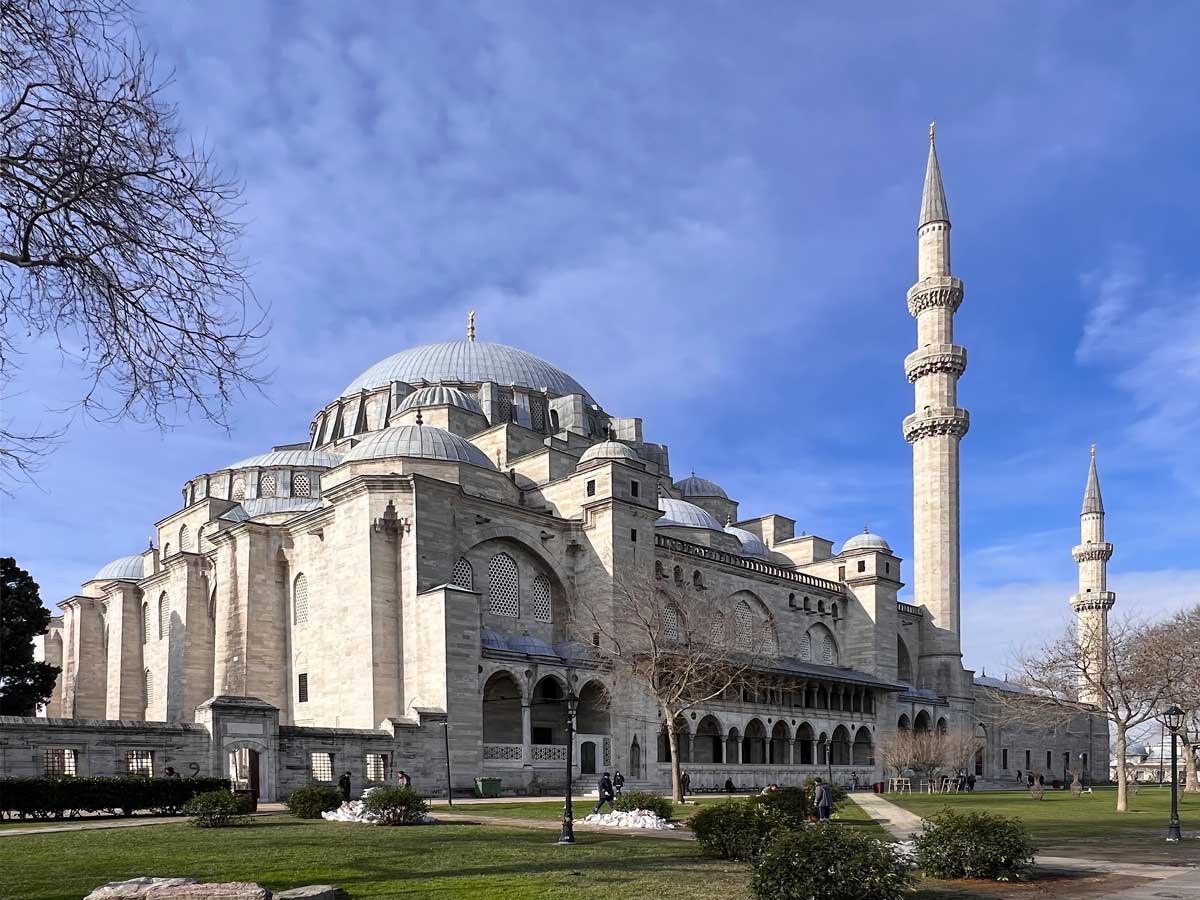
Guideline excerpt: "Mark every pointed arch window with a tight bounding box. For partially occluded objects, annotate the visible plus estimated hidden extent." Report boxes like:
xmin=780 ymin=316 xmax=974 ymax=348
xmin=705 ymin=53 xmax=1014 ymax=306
xmin=142 ymin=602 xmax=151 ymax=645
xmin=293 ymin=473 xmax=311 ymax=497
xmin=487 ymin=553 xmax=519 ymax=617
xmin=144 ymin=669 xmax=154 ymax=707
xmin=294 ymin=574 xmax=309 ymax=625
xmin=157 ymin=592 xmax=169 ymax=640
xmin=734 ymin=599 xmax=753 ymax=651
xmin=662 ymin=602 xmax=681 ymax=642
xmin=231 ymin=477 xmax=246 ymax=501
xmin=710 ymin=611 xmax=726 ymax=645
xmin=799 ymin=631 xmax=812 ymax=661
xmin=452 ymin=557 xmax=474 ymax=590
xmin=762 ymin=621 xmax=779 ymax=656
xmin=822 ymin=633 xmax=836 ymax=665
xmin=259 ymin=473 xmax=276 ymax=497
xmin=178 ymin=524 xmax=190 ymax=553
xmin=532 ymin=575 xmax=552 ymax=623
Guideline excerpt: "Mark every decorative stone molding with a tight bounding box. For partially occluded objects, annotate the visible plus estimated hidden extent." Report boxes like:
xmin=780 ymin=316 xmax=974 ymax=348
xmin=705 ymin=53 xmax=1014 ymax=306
xmin=904 ymin=344 xmax=967 ymax=383
xmin=902 ymin=408 xmax=970 ymax=443
xmin=1070 ymin=591 xmax=1116 ymax=612
xmin=906 ymin=276 xmax=964 ymax=316
xmin=1071 ymin=543 xmax=1113 ymax=563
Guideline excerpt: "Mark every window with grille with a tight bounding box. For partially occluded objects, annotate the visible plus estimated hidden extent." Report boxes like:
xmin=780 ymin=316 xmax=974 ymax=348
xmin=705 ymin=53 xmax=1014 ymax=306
xmin=763 ymin=623 xmax=778 ymax=655
xmin=310 ymin=752 xmax=333 ymax=782
xmin=822 ymin=634 xmax=835 ymax=665
xmin=293 ymin=473 xmax=311 ymax=497
xmin=142 ymin=603 xmax=151 ymax=644
xmin=158 ymin=593 xmax=169 ymax=639
xmin=178 ymin=525 xmax=190 ymax=553
xmin=232 ymin=477 xmax=245 ymax=501
xmin=260 ymin=473 xmax=276 ymax=496
xmin=497 ymin=396 xmax=513 ymax=424
xmin=452 ymin=558 xmax=473 ymax=590
xmin=487 ymin=553 xmax=519 ymax=617
xmin=710 ymin=611 xmax=726 ymax=644
xmin=586 ymin=480 xmax=596 ymax=497
xmin=531 ymin=575 xmax=552 ymax=623
xmin=530 ymin=398 xmax=546 ymax=432
xmin=144 ymin=669 xmax=154 ymax=706
xmin=298 ymin=673 xmax=309 ymax=703
xmin=365 ymin=753 xmax=388 ymax=782
xmin=294 ymin=574 xmax=309 ymax=625
xmin=663 ymin=603 xmax=681 ymax=641
xmin=799 ymin=632 xmax=812 ymax=661
xmin=125 ymin=750 xmax=154 ymax=777
xmin=734 ymin=600 xmax=752 ymax=650
xmin=44 ymin=748 xmax=77 ymax=777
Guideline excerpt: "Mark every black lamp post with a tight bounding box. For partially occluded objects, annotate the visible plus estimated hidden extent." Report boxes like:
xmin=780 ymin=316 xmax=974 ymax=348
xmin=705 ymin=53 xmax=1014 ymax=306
xmin=558 ymin=688 xmax=579 ymax=845
xmin=825 ymin=742 xmax=833 ymax=785
xmin=1162 ymin=704 xmax=1184 ymax=843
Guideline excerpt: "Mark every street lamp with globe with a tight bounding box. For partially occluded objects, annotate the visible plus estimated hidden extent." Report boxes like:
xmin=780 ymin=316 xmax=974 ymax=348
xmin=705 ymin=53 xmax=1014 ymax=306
xmin=558 ymin=688 xmax=580 ymax=845
xmin=1162 ymin=704 xmax=1184 ymax=843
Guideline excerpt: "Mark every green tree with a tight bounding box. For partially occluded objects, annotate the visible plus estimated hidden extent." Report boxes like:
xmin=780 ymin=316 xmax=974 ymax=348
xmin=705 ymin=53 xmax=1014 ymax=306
xmin=0 ymin=557 xmax=59 ymax=715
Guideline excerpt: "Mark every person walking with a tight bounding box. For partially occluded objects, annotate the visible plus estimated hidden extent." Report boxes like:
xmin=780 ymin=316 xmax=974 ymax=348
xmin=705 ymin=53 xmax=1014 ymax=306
xmin=680 ymin=769 xmax=691 ymax=801
xmin=397 ymin=770 xmax=412 ymax=789
xmin=724 ymin=778 xmax=735 ymax=794
xmin=338 ymin=770 xmax=352 ymax=802
xmin=814 ymin=778 xmax=833 ymax=822
xmin=966 ymin=773 xmax=976 ymax=792
xmin=613 ymin=770 xmax=625 ymax=797
xmin=592 ymin=771 xmax=616 ymax=815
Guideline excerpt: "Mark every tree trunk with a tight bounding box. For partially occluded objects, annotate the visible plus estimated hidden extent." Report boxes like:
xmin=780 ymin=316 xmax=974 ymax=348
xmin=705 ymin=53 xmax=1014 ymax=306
xmin=665 ymin=709 xmax=683 ymax=803
xmin=1184 ymin=739 xmax=1199 ymax=794
xmin=1114 ymin=727 xmax=1128 ymax=813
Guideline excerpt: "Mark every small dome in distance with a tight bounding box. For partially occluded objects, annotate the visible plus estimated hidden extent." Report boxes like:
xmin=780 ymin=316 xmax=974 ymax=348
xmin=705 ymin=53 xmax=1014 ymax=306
xmin=657 ymin=497 xmax=724 ymax=531
xmin=398 ymin=385 xmax=483 ymax=415
xmin=92 ymin=554 xmax=144 ymax=582
xmin=579 ymin=440 xmax=640 ymax=465
xmin=725 ymin=525 xmax=769 ymax=560
xmin=507 ymin=632 xmax=555 ymax=656
xmin=343 ymin=424 xmax=496 ymax=470
xmin=674 ymin=472 xmax=728 ymax=499
xmin=841 ymin=526 xmax=891 ymax=553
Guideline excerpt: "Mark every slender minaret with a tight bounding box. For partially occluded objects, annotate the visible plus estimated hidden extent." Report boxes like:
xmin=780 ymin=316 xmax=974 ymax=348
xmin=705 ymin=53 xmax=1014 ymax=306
xmin=904 ymin=123 xmax=969 ymax=694
xmin=1070 ymin=446 xmax=1115 ymax=703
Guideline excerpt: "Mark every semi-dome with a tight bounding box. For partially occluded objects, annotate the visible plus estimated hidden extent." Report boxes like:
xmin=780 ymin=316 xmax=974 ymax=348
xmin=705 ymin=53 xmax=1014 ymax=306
xmin=725 ymin=525 xmax=769 ymax=560
xmin=578 ymin=440 xmax=639 ymax=465
xmin=507 ymin=632 xmax=555 ymax=656
xmin=674 ymin=473 xmax=728 ymax=499
xmin=92 ymin=554 xmax=144 ymax=582
xmin=220 ymin=498 xmax=322 ymax=522
xmin=657 ymin=497 xmax=724 ymax=531
xmin=397 ymin=385 xmax=484 ymax=415
xmin=227 ymin=448 xmax=342 ymax=470
xmin=841 ymin=528 xmax=892 ymax=553
xmin=341 ymin=340 xmax=595 ymax=404
xmin=343 ymin=424 xmax=496 ymax=470
xmin=481 ymin=627 xmax=507 ymax=651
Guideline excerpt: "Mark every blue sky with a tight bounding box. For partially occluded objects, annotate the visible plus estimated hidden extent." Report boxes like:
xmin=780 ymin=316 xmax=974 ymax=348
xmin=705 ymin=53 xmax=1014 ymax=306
xmin=4 ymin=1 xmax=1199 ymax=676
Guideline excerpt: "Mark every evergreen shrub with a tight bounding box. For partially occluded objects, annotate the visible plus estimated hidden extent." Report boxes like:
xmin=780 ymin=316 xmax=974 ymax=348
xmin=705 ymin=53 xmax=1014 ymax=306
xmin=689 ymin=798 xmax=787 ymax=861
xmin=286 ymin=785 xmax=343 ymax=819
xmin=914 ymin=810 xmax=1036 ymax=881
xmin=362 ymin=786 xmax=429 ymax=825
xmin=752 ymin=826 xmax=913 ymax=900
xmin=0 ymin=776 xmax=229 ymax=820
xmin=184 ymin=790 xmax=250 ymax=828
xmin=613 ymin=790 xmax=673 ymax=820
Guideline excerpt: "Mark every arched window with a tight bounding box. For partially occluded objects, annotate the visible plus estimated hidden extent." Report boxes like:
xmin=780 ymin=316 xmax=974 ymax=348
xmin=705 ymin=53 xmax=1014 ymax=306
xmin=817 ymin=599 xmax=826 ymax=613
xmin=162 ymin=542 xmax=171 ymax=558
xmin=799 ymin=631 xmax=812 ymax=661
xmin=144 ymin=669 xmax=154 ymax=707
xmin=196 ymin=524 xmax=207 ymax=551
xmin=692 ymin=570 xmax=703 ymax=589
xmin=231 ymin=476 xmax=246 ymax=501
xmin=259 ymin=473 xmax=276 ymax=496
xmin=487 ymin=553 xmax=519 ymax=617
xmin=662 ymin=602 xmax=681 ymax=642
xmin=142 ymin=602 xmax=151 ymax=645
xmin=822 ymin=633 xmax=836 ymax=665
xmin=293 ymin=574 xmax=309 ymax=625
xmin=673 ymin=566 xmax=684 ymax=586
xmin=178 ymin=524 xmax=190 ymax=553
xmin=762 ymin=621 xmax=778 ymax=655
xmin=710 ymin=611 xmax=726 ymax=644
xmin=452 ymin=557 xmax=473 ymax=590
xmin=831 ymin=602 xmax=839 ymax=619
xmin=532 ymin=575 xmax=552 ymax=623
xmin=734 ymin=599 xmax=752 ymax=650
xmin=293 ymin=473 xmax=311 ymax=497
xmin=158 ymin=592 xmax=169 ymax=640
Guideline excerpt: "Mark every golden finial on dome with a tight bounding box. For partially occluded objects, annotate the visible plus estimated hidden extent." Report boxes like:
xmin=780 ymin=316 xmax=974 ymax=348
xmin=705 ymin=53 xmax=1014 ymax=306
xmin=467 ymin=310 xmax=476 ymax=342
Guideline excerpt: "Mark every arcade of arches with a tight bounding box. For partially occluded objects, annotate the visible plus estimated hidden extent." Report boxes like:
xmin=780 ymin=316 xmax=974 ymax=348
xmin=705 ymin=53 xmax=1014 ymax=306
xmin=658 ymin=716 xmax=874 ymax=768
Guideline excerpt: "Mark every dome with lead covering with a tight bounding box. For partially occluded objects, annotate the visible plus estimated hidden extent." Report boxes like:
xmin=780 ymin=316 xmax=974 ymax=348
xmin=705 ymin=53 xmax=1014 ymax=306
xmin=725 ymin=525 xmax=769 ymax=560
xmin=578 ymin=440 xmax=639 ymax=465
xmin=220 ymin=498 xmax=322 ymax=522
xmin=657 ymin=497 xmax=724 ymax=531
xmin=342 ymin=340 xmax=595 ymax=404
xmin=226 ymin=448 xmax=342 ymax=470
xmin=841 ymin=528 xmax=891 ymax=553
xmin=481 ymin=627 xmax=507 ymax=651
xmin=674 ymin=473 xmax=728 ymax=499
xmin=92 ymin=554 xmax=144 ymax=582
xmin=507 ymin=632 xmax=555 ymax=656
xmin=343 ymin=424 xmax=496 ymax=470
xmin=398 ymin=385 xmax=484 ymax=415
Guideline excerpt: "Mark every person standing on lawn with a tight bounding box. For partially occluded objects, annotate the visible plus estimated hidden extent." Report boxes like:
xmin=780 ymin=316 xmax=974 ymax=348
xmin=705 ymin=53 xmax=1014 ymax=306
xmin=613 ymin=770 xmax=625 ymax=797
xmin=680 ymin=769 xmax=691 ymax=800
xmin=338 ymin=770 xmax=352 ymax=802
xmin=813 ymin=778 xmax=833 ymax=821
xmin=592 ymin=771 xmax=616 ymax=814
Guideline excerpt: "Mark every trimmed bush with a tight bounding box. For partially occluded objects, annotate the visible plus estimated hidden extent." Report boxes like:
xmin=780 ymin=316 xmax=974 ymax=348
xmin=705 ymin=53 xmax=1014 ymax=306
xmin=752 ymin=826 xmax=914 ymax=900
xmin=614 ymin=790 xmax=673 ymax=820
xmin=362 ymin=786 xmax=429 ymax=825
xmin=286 ymin=784 xmax=343 ymax=820
xmin=750 ymin=786 xmax=808 ymax=827
xmin=914 ymin=810 xmax=1036 ymax=881
xmin=689 ymin=798 xmax=787 ymax=861
xmin=184 ymin=790 xmax=250 ymax=828
xmin=0 ymin=776 xmax=230 ymax=820
xmin=802 ymin=777 xmax=847 ymax=814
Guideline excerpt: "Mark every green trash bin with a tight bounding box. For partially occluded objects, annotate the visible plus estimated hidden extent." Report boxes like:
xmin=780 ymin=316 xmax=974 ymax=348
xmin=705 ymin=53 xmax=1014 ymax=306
xmin=474 ymin=777 xmax=502 ymax=798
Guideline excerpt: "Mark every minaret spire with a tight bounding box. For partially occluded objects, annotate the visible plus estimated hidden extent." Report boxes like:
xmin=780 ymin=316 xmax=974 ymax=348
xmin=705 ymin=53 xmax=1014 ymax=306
xmin=1071 ymin=445 xmax=1115 ymax=705
xmin=1082 ymin=444 xmax=1104 ymax=514
xmin=904 ymin=124 xmax=969 ymax=699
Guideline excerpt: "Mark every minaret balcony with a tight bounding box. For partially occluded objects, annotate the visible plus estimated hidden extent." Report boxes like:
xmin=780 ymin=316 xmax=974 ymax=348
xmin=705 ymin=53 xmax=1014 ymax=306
xmin=1071 ymin=591 xmax=1116 ymax=611
xmin=906 ymin=276 xmax=964 ymax=317
xmin=904 ymin=344 xmax=967 ymax=383
xmin=1072 ymin=543 xmax=1113 ymax=563
xmin=902 ymin=408 xmax=970 ymax=443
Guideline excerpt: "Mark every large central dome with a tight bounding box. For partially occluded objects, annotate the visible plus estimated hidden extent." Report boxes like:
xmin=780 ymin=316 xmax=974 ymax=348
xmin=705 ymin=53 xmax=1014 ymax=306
xmin=342 ymin=340 xmax=594 ymax=404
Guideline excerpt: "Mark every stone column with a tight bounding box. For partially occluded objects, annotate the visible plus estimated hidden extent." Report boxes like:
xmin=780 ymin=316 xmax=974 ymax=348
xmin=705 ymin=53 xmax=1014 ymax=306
xmin=521 ymin=701 xmax=532 ymax=765
xmin=787 ymin=739 xmax=796 ymax=766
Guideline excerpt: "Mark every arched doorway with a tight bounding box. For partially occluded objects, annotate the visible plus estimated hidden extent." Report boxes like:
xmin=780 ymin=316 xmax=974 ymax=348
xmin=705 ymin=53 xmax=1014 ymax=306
xmin=694 ymin=715 xmax=723 ymax=763
xmin=769 ymin=721 xmax=790 ymax=765
xmin=630 ymin=736 xmax=641 ymax=776
xmin=580 ymin=741 xmax=597 ymax=774
xmin=743 ymin=719 xmax=767 ymax=764
xmin=229 ymin=747 xmax=260 ymax=799
xmin=726 ymin=728 xmax=741 ymax=764
xmin=913 ymin=710 xmax=931 ymax=734
xmin=852 ymin=726 xmax=873 ymax=766
xmin=831 ymin=725 xmax=851 ymax=766
xmin=576 ymin=680 xmax=610 ymax=773
xmin=897 ymin=713 xmax=911 ymax=731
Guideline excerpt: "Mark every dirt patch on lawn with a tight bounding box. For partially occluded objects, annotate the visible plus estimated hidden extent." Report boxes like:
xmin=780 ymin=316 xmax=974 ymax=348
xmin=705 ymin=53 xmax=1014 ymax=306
xmin=917 ymin=870 xmax=1149 ymax=899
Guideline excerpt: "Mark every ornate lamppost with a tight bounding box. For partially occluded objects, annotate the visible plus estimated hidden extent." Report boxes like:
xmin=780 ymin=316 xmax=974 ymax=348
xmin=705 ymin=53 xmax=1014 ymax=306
xmin=558 ymin=688 xmax=579 ymax=844
xmin=1162 ymin=705 xmax=1184 ymax=843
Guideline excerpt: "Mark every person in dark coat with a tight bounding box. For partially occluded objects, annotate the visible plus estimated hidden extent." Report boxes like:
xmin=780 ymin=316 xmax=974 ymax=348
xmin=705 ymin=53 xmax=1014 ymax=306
xmin=966 ymin=773 xmax=976 ymax=792
xmin=613 ymin=770 xmax=625 ymax=797
xmin=338 ymin=771 xmax=352 ymax=802
xmin=397 ymin=770 xmax=412 ymax=789
xmin=724 ymin=778 xmax=735 ymax=794
xmin=592 ymin=772 xmax=616 ymax=814
xmin=813 ymin=778 xmax=833 ymax=821
xmin=680 ymin=770 xmax=691 ymax=800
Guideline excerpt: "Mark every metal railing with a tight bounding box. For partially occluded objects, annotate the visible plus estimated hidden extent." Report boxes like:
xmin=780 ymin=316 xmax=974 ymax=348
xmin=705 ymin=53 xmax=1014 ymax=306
xmin=655 ymin=534 xmax=846 ymax=595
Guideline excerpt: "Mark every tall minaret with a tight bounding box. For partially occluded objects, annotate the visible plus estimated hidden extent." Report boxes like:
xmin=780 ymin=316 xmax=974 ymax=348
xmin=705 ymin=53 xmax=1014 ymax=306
xmin=903 ymin=123 xmax=970 ymax=695
xmin=1070 ymin=446 xmax=1115 ymax=702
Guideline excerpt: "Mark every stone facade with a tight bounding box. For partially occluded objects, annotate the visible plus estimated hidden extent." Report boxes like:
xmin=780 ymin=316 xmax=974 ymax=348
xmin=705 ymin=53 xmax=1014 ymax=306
xmin=11 ymin=130 xmax=1109 ymax=794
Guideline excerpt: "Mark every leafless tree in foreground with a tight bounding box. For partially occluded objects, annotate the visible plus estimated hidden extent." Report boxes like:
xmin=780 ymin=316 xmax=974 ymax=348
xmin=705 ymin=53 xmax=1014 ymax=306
xmin=1 ymin=0 xmax=264 ymax=484
xmin=569 ymin=567 xmax=766 ymax=802
xmin=1013 ymin=612 xmax=1190 ymax=812
xmin=1167 ymin=606 xmax=1200 ymax=793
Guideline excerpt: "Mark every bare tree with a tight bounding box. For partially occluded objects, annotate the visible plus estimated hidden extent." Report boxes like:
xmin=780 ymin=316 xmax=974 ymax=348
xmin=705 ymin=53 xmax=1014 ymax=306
xmin=569 ymin=566 xmax=766 ymax=802
xmin=1014 ymin=612 xmax=1190 ymax=812
xmin=1 ymin=0 xmax=264 ymax=481
xmin=876 ymin=729 xmax=916 ymax=781
xmin=1168 ymin=606 xmax=1200 ymax=793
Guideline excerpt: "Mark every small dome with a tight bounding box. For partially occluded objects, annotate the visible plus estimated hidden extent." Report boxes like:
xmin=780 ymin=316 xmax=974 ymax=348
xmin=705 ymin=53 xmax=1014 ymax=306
xmin=398 ymin=385 xmax=483 ymax=415
xmin=674 ymin=473 xmax=728 ymax=499
xmin=220 ymin=498 xmax=321 ymax=522
xmin=343 ymin=425 xmax=496 ymax=470
xmin=579 ymin=440 xmax=639 ymax=465
xmin=481 ymin=627 xmax=507 ymax=651
xmin=657 ymin=497 xmax=724 ymax=531
xmin=507 ymin=632 xmax=555 ymax=656
xmin=554 ymin=640 xmax=597 ymax=661
xmin=92 ymin=554 xmax=144 ymax=582
xmin=725 ymin=525 xmax=769 ymax=560
xmin=841 ymin=528 xmax=891 ymax=553
xmin=226 ymin=448 xmax=342 ymax=470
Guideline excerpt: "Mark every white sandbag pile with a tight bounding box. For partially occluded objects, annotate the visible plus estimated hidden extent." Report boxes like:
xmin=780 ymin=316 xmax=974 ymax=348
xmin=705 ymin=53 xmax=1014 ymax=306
xmin=320 ymin=788 xmax=435 ymax=825
xmin=889 ymin=840 xmax=918 ymax=866
xmin=580 ymin=809 xmax=674 ymax=829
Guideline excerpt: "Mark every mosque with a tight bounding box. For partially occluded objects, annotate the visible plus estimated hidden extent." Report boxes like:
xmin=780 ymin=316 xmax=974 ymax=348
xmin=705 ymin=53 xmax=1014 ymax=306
xmin=18 ymin=130 xmax=1110 ymax=796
